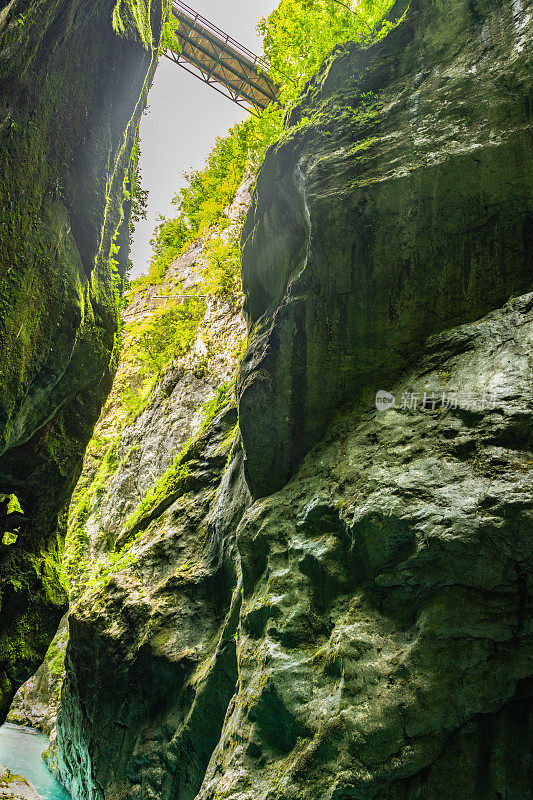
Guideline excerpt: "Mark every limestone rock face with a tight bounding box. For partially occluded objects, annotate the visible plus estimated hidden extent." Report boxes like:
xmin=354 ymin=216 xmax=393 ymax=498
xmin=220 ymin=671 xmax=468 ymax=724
xmin=0 ymin=766 xmax=41 ymax=800
xmin=239 ymin=0 xmax=533 ymax=497
xmin=56 ymin=405 xmax=250 ymax=800
xmin=49 ymin=225 xmax=248 ymax=800
xmin=198 ymin=292 xmax=533 ymax=800
xmin=56 ymin=293 xmax=532 ymax=800
xmin=0 ymin=0 xmax=165 ymax=720
xmin=7 ymin=616 xmax=68 ymax=735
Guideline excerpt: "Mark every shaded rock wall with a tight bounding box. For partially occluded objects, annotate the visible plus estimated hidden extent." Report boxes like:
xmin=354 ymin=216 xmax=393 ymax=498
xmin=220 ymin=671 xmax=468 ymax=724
xmin=56 ymin=406 xmax=249 ymax=800
xmin=198 ymin=292 xmax=533 ymax=800
xmin=55 ymin=295 xmax=533 ymax=800
xmin=239 ymin=0 xmax=533 ymax=497
xmin=64 ymin=179 xmax=248 ymax=585
xmin=7 ymin=615 xmax=68 ymax=735
xmin=0 ymin=0 xmax=165 ymax=720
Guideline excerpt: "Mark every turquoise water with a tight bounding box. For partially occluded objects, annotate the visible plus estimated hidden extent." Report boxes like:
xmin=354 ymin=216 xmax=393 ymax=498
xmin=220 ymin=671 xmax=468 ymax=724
xmin=0 ymin=723 xmax=71 ymax=800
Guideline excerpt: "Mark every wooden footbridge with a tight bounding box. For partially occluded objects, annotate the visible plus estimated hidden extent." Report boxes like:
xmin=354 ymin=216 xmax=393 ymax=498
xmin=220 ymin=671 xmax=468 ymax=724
xmin=165 ymin=0 xmax=280 ymax=113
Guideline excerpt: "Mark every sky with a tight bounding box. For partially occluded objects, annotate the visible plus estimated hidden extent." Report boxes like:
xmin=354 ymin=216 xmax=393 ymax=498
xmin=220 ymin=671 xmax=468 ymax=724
xmin=130 ymin=0 xmax=279 ymax=277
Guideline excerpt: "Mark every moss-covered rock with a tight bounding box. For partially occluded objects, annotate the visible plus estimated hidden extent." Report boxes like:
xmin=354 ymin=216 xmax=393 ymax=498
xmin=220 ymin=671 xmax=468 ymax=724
xmin=7 ymin=614 xmax=68 ymax=734
xmin=0 ymin=766 xmax=41 ymax=800
xmin=0 ymin=0 xmax=165 ymax=720
xmin=44 ymin=1 xmax=532 ymax=798
xmin=239 ymin=0 xmax=533 ymax=497
xmin=56 ymin=402 xmax=249 ymax=800
xmin=42 ymin=219 xmax=249 ymax=800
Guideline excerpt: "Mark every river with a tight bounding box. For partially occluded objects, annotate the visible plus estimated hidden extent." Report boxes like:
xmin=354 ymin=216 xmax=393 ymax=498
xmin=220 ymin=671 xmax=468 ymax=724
xmin=0 ymin=723 xmax=71 ymax=800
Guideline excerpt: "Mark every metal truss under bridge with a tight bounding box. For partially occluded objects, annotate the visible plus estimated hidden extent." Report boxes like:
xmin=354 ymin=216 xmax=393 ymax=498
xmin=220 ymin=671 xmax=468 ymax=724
xmin=166 ymin=0 xmax=280 ymax=113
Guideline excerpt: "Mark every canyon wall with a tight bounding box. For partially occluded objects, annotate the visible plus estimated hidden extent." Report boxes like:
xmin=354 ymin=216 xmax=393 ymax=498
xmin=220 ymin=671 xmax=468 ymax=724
xmin=50 ymin=195 xmax=249 ymax=800
xmin=0 ymin=0 xmax=165 ymax=721
xmin=52 ymin=0 xmax=532 ymax=798
xmin=239 ymin=0 xmax=533 ymax=497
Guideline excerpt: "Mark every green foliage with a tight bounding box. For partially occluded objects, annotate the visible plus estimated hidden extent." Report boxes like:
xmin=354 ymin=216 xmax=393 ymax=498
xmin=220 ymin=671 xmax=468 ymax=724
xmin=64 ymin=491 xmax=92 ymax=588
xmin=201 ymin=235 xmax=242 ymax=304
xmin=136 ymin=109 xmax=285 ymax=295
xmin=119 ymin=378 xmax=158 ymax=420
xmin=112 ymin=0 xmax=160 ymax=49
xmin=136 ymin=121 xmax=254 ymax=288
xmin=177 ymin=122 xmax=252 ymax=235
xmin=128 ymin=295 xmax=206 ymax=377
xmin=6 ymin=494 xmax=23 ymax=514
xmin=137 ymin=0 xmax=395 ymax=292
xmin=259 ymin=0 xmax=396 ymax=105
xmin=138 ymin=216 xmax=190 ymax=288
xmin=198 ymin=379 xmax=235 ymax=429
xmin=161 ymin=0 xmax=179 ymax=50
xmin=128 ymin=134 xmax=149 ymax=230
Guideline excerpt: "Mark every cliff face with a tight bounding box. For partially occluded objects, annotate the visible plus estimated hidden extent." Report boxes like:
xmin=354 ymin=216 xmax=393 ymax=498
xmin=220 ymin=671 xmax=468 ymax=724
xmin=56 ymin=295 xmax=533 ymax=800
xmin=199 ymin=292 xmax=533 ymax=800
xmin=49 ymin=207 xmax=248 ymax=800
xmin=52 ymin=0 xmax=532 ymax=799
xmin=57 ymin=404 xmax=248 ymax=800
xmin=0 ymin=0 xmax=165 ymax=720
xmin=239 ymin=0 xmax=533 ymax=497
xmin=7 ymin=615 xmax=68 ymax=735
xmin=0 ymin=765 xmax=40 ymax=800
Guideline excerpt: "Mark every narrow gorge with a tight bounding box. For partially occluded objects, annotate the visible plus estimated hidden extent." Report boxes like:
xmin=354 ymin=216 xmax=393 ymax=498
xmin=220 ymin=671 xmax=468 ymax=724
xmin=0 ymin=0 xmax=531 ymax=799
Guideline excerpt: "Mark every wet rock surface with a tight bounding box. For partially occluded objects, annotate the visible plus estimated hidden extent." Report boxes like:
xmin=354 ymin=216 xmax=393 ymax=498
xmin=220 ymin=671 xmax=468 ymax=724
xmin=56 ymin=290 xmax=532 ymax=800
xmin=46 ymin=208 xmax=249 ymax=799
xmin=198 ymin=292 xmax=533 ymax=800
xmin=56 ymin=404 xmax=250 ymax=800
xmin=0 ymin=766 xmax=41 ymax=800
xmin=7 ymin=616 xmax=68 ymax=735
xmin=0 ymin=0 xmax=165 ymax=720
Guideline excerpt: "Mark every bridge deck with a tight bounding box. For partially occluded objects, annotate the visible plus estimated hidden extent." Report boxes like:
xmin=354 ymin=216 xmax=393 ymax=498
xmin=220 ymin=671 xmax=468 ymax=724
xmin=166 ymin=0 xmax=279 ymax=112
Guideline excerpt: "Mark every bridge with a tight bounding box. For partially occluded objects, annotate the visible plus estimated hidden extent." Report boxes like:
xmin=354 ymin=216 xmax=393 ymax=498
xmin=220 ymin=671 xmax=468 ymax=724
xmin=165 ymin=1 xmax=280 ymax=113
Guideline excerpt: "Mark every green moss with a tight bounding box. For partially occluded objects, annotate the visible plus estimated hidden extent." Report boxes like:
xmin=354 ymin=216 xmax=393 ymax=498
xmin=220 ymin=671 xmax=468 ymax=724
xmin=117 ymin=379 xmax=234 ymax=547
xmin=45 ymin=631 xmax=68 ymax=677
xmin=0 ymin=0 xmax=166 ymax=713
xmin=113 ymin=0 xmax=167 ymax=49
xmin=66 ymin=382 xmax=234 ymax=596
xmin=0 ymin=770 xmax=31 ymax=787
xmin=64 ymin=438 xmax=122 ymax=588
xmin=120 ymin=461 xmax=192 ymax=542
xmin=6 ymin=494 xmax=23 ymax=514
xmin=201 ymin=235 xmax=243 ymax=306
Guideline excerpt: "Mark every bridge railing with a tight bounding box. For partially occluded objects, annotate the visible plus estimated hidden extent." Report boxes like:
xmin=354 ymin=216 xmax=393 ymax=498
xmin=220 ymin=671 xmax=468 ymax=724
xmin=167 ymin=0 xmax=279 ymax=112
xmin=172 ymin=0 xmax=271 ymax=73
